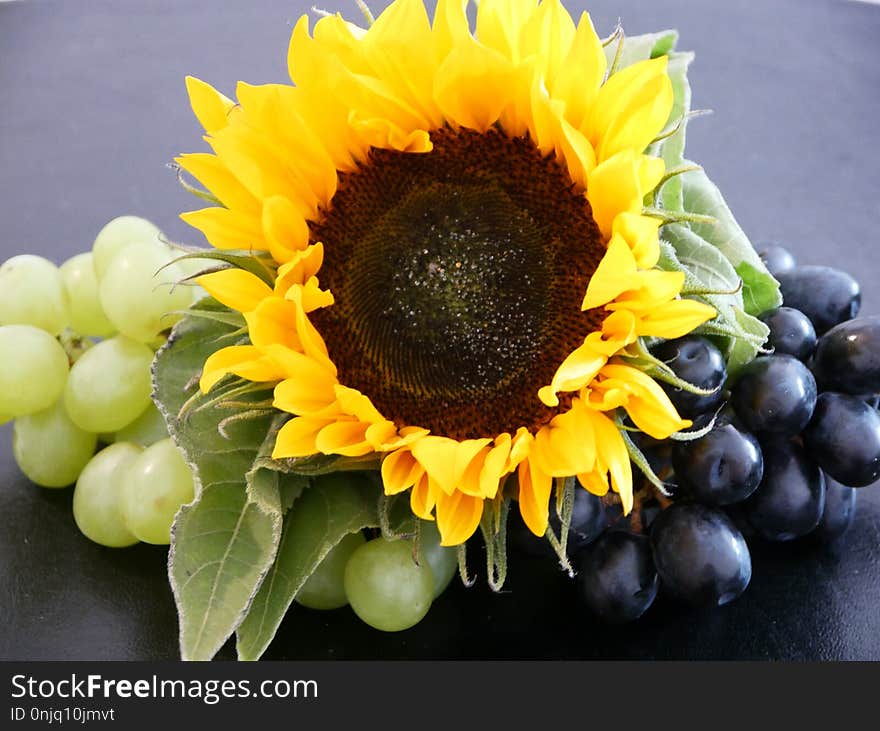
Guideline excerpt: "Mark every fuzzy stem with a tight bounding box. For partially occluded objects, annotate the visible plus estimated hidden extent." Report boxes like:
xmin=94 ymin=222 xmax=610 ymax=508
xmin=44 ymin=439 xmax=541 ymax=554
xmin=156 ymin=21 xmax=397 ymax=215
xmin=169 ymin=163 xmax=223 ymax=206
xmin=456 ymin=543 xmax=475 ymax=588
xmin=643 ymin=207 xmax=717 ymax=227
xmin=355 ymin=0 xmax=375 ymax=25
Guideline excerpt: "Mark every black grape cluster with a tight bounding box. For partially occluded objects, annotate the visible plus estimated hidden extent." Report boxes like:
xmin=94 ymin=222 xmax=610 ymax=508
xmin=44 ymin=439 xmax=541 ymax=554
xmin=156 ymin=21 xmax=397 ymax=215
xmin=510 ymin=244 xmax=879 ymax=623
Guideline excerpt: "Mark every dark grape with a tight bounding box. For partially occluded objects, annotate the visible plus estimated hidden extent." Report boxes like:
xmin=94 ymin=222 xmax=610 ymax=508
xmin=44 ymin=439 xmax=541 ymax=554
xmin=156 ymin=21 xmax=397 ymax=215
xmin=650 ymin=336 xmax=726 ymax=418
xmin=812 ymin=316 xmax=880 ymax=394
xmin=744 ymin=440 xmax=825 ymax=541
xmin=775 ymin=265 xmax=860 ymax=334
xmin=671 ymin=422 xmax=763 ymax=505
xmin=650 ymin=503 xmax=751 ymax=607
xmin=802 ymin=392 xmax=880 ymax=487
xmin=508 ymin=488 xmax=606 ymax=558
xmin=758 ymin=244 xmax=796 ymax=277
xmin=730 ymin=355 xmax=817 ymax=436
xmin=577 ymin=531 xmax=658 ymax=623
xmin=812 ymin=475 xmax=857 ymax=543
xmin=758 ymin=307 xmax=817 ymax=361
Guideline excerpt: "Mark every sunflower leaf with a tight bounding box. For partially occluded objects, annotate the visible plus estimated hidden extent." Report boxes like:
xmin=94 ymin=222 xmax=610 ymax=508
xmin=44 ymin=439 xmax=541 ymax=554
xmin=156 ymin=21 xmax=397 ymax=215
xmin=678 ymin=166 xmax=781 ymax=316
xmin=654 ymin=51 xmax=694 ymax=211
xmin=154 ymin=298 xmax=283 ymax=661
xmin=235 ymin=473 xmax=379 ymax=661
xmin=606 ymin=29 xmax=679 ymax=69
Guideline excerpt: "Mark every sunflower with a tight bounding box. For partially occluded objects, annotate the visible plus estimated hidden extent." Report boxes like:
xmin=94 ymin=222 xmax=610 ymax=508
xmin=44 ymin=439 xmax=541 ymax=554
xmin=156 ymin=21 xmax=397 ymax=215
xmin=178 ymin=0 xmax=716 ymax=547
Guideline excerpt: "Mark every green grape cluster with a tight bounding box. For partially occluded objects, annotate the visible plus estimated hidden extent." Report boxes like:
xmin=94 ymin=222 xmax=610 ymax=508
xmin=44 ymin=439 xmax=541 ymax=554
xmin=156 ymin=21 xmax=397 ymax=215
xmin=295 ymin=519 xmax=459 ymax=632
xmin=1 ymin=215 xmax=199 ymax=549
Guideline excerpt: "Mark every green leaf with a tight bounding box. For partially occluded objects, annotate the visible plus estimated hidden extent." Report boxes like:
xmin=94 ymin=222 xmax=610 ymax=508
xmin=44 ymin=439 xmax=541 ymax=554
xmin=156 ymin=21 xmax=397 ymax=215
xmin=654 ymin=51 xmax=694 ymax=211
xmin=658 ymin=237 xmax=766 ymax=372
xmin=735 ymin=261 xmax=780 ymax=318
xmin=606 ymin=30 xmax=679 ymax=69
xmin=236 ymin=472 xmax=379 ymax=661
xmin=154 ymin=299 xmax=282 ymax=660
xmin=679 ymin=167 xmax=781 ymax=315
xmin=662 ymin=223 xmax=742 ymax=307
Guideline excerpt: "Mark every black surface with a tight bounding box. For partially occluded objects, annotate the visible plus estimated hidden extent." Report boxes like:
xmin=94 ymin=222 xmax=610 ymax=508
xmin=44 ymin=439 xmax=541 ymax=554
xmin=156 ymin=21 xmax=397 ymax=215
xmin=1 ymin=0 xmax=879 ymax=661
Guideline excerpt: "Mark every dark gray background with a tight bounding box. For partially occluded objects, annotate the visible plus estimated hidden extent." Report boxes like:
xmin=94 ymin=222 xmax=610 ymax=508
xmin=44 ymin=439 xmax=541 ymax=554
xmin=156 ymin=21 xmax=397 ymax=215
xmin=1 ymin=0 xmax=879 ymax=660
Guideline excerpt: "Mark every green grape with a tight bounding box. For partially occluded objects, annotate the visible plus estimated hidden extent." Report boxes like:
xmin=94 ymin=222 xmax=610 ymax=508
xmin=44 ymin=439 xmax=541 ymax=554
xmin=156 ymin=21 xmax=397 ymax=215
xmin=0 ymin=255 xmax=70 ymax=335
xmin=73 ymin=442 xmax=142 ymax=547
xmin=59 ymin=252 xmax=115 ymax=337
xmin=92 ymin=215 xmax=163 ymax=281
xmin=113 ymin=402 xmax=168 ymax=446
xmin=99 ymin=242 xmax=193 ymax=343
xmin=296 ymin=532 xmax=366 ymax=610
xmin=344 ymin=537 xmax=434 ymax=632
xmin=418 ymin=521 xmax=458 ymax=599
xmin=63 ymin=335 xmax=153 ymax=432
xmin=0 ymin=325 xmax=69 ymax=416
xmin=13 ymin=400 xmax=98 ymax=488
xmin=122 ymin=437 xmax=195 ymax=545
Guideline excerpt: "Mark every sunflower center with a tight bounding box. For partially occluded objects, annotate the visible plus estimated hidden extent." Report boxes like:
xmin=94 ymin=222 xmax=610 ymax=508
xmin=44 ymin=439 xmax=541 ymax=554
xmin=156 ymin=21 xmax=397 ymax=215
xmin=310 ymin=128 xmax=606 ymax=440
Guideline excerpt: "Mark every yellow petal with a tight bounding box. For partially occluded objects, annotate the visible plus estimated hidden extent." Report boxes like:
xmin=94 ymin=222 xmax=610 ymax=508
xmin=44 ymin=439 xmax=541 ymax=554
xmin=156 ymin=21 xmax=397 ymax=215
xmin=333 ymin=384 xmax=386 ymax=424
xmin=275 ymin=243 xmax=325 ymax=297
xmin=599 ymin=363 xmax=691 ymax=439
xmin=350 ymin=116 xmax=433 ymax=153
xmin=180 ymin=207 xmax=264 ymax=251
xmin=262 ymin=195 xmax=311 ymax=264
xmin=410 ymin=472 xmax=437 ymax=521
xmin=185 ymin=76 xmax=235 ymax=134
xmin=505 ymin=427 xmax=534 ymax=472
xmin=235 ymin=82 xmax=338 ymax=208
xmin=581 ymin=234 xmax=638 ymax=310
xmin=432 ymin=0 xmax=470 ymax=60
xmin=199 ymin=345 xmax=284 ymax=392
xmin=528 ymin=77 xmax=595 ymax=188
xmin=585 ymin=309 xmax=638 ymax=355
xmin=635 ymin=299 xmax=717 ymax=339
xmin=589 ymin=410 xmax=633 ymax=513
xmin=479 ymin=434 xmax=512 ymax=499
xmin=539 ymin=341 xmax=607 ymax=407
xmin=585 ymin=149 xmax=642 ymax=239
xmin=273 ymin=416 xmax=334 ymax=458
xmin=638 ymin=154 xmax=666 ymax=193
xmin=532 ymin=401 xmax=597 ymax=477
xmin=284 ymin=285 xmax=332 ymax=365
xmin=517 ymin=456 xmax=553 ymax=537
xmin=361 ymin=0 xmax=443 ymax=129
xmin=176 ymin=153 xmax=260 ymax=215
xmin=262 ymin=342 xmax=337 ymax=382
xmin=245 ymin=297 xmax=302 ymax=349
xmin=597 ymin=73 xmax=673 ymax=162
xmin=197 ymin=268 xmax=273 ymax=314
xmin=435 ymin=490 xmax=484 ymax=546
xmin=411 ymin=436 xmax=492 ymax=496
xmin=518 ymin=0 xmax=576 ymax=89
xmin=612 ymin=212 xmax=662 ymax=269
xmin=315 ymin=420 xmax=374 ymax=456
xmin=381 ymin=449 xmax=424 ymax=495
xmin=434 ymin=38 xmax=518 ymax=132
xmin=272 ymin=359 xmax=338 ymax=415
xmin=577 ymin=468 xmax=610 ymax=498
xmin=584 ymin=56 xmax=669 ymax=159
xmin=475 ymin=0 xmax=537 ymax=63
xmin=551 ymin=12 xmax=606 ymax=129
